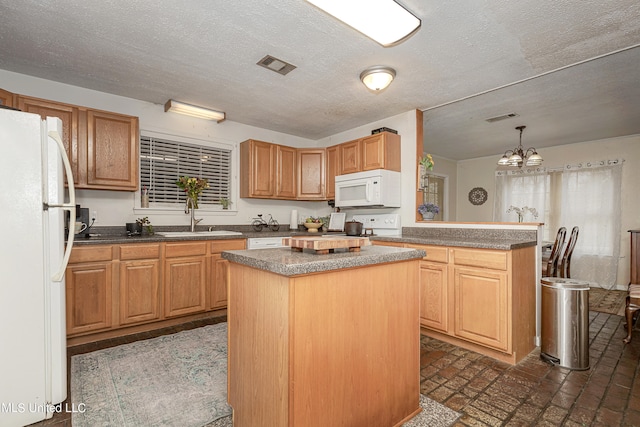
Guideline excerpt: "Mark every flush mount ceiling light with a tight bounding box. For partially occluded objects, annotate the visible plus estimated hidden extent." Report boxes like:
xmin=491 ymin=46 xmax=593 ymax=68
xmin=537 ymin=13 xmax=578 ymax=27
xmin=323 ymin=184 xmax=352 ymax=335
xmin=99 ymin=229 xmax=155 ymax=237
xmin=164 ymin=100 xmax=226 ymax=123
xmin=360 ymin=66 xmax=396 ymax=91
xmin=497 ymin=126 xmax=543 ymax=168
xmin=306 ymin=0 xmax=421 ymax=47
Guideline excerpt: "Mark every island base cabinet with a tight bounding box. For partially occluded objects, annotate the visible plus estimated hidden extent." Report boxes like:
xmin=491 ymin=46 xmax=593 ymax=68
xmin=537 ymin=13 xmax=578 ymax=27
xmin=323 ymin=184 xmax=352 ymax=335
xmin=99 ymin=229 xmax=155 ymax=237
xmin=227 ymin=261 xmax=421 ymax=427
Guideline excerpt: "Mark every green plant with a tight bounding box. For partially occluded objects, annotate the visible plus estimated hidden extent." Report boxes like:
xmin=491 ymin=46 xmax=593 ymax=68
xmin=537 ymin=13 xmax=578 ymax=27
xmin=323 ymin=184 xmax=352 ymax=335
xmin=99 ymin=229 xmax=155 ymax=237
xmin=419 ymin=153 xmax=435 ymax=171
xmin=136 ymin=216 xmax=154 ymax=235
xmin=219 ymin=197 xmax=231 ymax=209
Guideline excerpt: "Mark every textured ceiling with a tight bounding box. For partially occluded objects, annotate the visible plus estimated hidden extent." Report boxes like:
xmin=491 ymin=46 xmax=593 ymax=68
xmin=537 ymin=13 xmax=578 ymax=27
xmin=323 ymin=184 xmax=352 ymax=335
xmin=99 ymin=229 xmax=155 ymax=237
xmin=0 ymin=0 xmax=639 ymax=160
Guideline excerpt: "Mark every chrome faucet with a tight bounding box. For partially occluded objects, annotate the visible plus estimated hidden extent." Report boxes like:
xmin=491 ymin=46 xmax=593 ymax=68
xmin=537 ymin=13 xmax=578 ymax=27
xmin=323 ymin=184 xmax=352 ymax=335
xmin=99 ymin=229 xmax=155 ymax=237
xmin=185 ymin=198 xmax=203 ymax=232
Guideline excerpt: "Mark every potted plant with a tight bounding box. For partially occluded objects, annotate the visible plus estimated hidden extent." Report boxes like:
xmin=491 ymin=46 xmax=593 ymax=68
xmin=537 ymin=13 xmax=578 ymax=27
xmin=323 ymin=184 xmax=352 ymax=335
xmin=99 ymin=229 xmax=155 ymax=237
xmin=219 ymin=197 xmax=231 ymax=210
xmin=136 ymin=216 xmax=154 ymax=235
xmin=418 ymin=153 xmax=434 ymax=171
xmin=417 ymin=203 xmax=439 ymax=220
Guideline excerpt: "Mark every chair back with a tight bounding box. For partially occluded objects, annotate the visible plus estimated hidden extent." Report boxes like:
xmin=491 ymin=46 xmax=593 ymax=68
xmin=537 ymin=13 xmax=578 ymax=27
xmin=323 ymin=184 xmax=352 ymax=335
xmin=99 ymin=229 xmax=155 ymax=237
xmin=559 ymin=226 xmax=579 ymax=278
xmin=545 ymin=227 xmax=566 ymax=277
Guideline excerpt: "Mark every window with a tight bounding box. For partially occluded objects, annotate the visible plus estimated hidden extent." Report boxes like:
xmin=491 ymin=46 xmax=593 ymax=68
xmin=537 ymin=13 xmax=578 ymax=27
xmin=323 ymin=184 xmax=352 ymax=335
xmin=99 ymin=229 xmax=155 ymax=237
xmin=140 ymin=134 xmax=232 ymax=208
xmin=421 ymin=174 xmax=446 ymax=221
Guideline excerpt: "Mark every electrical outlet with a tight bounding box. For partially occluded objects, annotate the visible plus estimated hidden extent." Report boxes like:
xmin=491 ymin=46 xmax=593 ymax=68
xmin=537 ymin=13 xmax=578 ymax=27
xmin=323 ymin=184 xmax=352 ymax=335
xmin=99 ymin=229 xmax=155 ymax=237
xmin=91 ymin=210 xmax=98 ymax=223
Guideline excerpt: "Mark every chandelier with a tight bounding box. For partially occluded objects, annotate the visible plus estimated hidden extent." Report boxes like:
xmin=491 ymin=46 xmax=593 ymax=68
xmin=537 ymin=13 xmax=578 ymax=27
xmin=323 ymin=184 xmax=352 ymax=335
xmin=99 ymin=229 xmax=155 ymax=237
xmin=497 ymin=126 xmax=543 ymax=168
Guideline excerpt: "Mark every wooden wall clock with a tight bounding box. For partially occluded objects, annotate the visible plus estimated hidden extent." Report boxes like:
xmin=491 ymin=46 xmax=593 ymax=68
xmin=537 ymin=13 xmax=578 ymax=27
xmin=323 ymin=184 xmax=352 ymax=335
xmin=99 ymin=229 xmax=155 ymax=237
xmin=468 ymin=187 xmax=488 ymax=205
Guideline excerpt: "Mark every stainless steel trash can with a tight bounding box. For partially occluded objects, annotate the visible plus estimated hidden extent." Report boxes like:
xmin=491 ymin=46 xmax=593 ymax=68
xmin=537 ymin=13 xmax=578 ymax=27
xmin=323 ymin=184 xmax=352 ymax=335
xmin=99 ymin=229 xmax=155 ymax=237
xmin=540 ymin=277 xmax=590 ymax=370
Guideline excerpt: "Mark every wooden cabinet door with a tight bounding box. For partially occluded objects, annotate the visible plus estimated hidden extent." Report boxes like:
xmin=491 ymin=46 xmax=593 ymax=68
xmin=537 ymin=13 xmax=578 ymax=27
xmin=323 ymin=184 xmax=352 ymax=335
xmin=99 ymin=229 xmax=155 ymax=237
xmin=0 ymin=88 xmax=15 ymax=108
xmin=16 ymin=95 xmax=79 ymax=181
xmin=339 ymin=139 xmax=361 ymax=174
xmin=325 ymin=144 xmax=340 ymax=199
xmin=419 ymin=261 xmax=449 ymax=332
xmin=361 ymin=132 xmax=401 ymax=172
xmin=453 ymin=266 xmax=509 ymax=352
xmin=66 ymin=262 xmax=113 ymax=335
xmin=241 ymin=139 xmax=276 ymax=197
xmin=120 ymin=260 xmax=161 ymax=325
xmin=276 ymin=144 xmax=297 ymax=199
xmin=210 ymin=254 xmax=229 ymax=309
xmin=297 ymin=148 xmax=325 ymax=200
xmin=87 ymin=109 xmax=138 ymax=190
xmin=164 ymin=256 xmax=207 ymax=317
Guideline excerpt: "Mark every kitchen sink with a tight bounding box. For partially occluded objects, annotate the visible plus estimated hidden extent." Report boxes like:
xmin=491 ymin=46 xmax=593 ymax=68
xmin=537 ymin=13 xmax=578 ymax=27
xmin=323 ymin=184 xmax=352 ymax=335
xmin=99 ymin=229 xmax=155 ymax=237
xmin=157 ymin=230 xmax=243 ymax=237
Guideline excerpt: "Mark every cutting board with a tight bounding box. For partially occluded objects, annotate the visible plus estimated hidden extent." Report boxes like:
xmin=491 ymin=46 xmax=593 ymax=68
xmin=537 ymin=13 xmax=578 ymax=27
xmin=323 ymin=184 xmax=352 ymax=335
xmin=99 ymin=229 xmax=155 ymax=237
xmin=282 ymin=235 xmax=371 ymax=254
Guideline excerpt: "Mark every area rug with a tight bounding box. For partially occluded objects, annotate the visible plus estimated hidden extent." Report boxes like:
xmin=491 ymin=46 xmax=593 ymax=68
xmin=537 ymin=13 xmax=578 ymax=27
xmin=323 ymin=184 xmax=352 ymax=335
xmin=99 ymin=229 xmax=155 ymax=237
xmin=71 ymin=322 xmax=231 ymax=427
xmin=72 ymin=322 xmax=460 ymax=427
xmin=589 ymin=287 xmax=627 ymax=316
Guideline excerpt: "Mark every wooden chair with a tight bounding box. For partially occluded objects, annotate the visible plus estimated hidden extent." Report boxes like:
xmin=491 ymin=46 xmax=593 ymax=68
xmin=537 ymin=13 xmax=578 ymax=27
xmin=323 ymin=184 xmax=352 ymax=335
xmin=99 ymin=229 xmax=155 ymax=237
xmin=558 ymin=226 xmax=579 ymax=278
xmin=542 ymin=227 xmax=566 ymax=277
xmin=623 ymin=284 xmax=640 ymax=344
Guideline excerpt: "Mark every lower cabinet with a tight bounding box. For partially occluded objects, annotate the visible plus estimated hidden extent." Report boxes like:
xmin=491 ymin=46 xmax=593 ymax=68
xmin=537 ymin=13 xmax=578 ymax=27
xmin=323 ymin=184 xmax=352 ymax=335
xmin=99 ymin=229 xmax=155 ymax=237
xmin=65 ymin=246 xmax=114 ymax=335
xmin=164 ymin=242 xmax=208 ymax=317
xmin=66 ymin=239 xmax=245 ymax=342
xmin=375 ymin=240 xmax=535 ymax=364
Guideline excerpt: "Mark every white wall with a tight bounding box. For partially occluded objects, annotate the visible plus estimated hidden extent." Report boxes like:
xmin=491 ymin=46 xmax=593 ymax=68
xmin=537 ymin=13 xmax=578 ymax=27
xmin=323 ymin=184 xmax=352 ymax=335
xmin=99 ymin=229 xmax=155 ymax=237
xmin=1 ymin=69 xmax=336 ymax=228
xmin=456 ymin=134 xmax=640 ymax=287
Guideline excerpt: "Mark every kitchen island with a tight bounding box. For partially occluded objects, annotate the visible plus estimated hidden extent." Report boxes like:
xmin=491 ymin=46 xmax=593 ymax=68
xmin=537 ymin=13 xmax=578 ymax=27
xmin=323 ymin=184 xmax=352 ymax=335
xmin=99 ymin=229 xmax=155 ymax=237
xmin=222 ymin=245 xmax=425 ymax=427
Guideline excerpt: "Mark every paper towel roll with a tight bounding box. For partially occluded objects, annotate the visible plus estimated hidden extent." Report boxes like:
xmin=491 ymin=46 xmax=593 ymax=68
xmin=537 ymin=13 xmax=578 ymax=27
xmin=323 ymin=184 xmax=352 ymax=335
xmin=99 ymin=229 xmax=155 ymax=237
xmin=289 ymin=210 xmax=298 ymax=230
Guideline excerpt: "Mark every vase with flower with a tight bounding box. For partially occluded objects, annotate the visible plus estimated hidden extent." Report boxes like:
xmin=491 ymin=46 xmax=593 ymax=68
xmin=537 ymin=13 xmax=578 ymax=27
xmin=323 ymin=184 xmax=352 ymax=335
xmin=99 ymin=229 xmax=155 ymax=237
xmin=176 ymin=176 xmax=209 ymax=209
xmin=418 ymin=153 xmax=434 ymax=190
xmin=418 ymin=203 xmax=439 ymax=220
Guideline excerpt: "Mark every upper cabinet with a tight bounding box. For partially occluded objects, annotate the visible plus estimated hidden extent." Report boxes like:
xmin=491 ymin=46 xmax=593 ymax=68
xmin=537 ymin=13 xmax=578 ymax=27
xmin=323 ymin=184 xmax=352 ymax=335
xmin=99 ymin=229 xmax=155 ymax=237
xmin=86 ymin=110 xmax=138 ymax=190
xmin=0 ymin=88 xmax=15 ymax=108
xmin=325 ymin=144 xmax=340 ymax=200
xmin=275 ymin=145 xmax=297 ymax=199
xmin=240 ymin=131 xmax=400 ymax=201
xmin=339 ymin=132 xmax=401 ymax=175
xmin=297 ymin=148 xmax=325 ymax=200
xmin=13 ymin=92 xmax=139 ymax=191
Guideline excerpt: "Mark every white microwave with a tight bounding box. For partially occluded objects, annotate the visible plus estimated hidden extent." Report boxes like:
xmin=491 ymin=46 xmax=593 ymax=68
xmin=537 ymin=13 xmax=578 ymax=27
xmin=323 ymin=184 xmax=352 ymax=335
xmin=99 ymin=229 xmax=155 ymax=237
xmin=334 ymin=169 xmax=401 ymax=208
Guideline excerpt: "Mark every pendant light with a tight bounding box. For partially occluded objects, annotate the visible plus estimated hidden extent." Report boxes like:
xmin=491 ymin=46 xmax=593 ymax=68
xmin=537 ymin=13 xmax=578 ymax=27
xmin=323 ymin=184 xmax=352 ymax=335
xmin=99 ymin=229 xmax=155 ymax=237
xmin=497 ymin=126 xmax=543 ymax=168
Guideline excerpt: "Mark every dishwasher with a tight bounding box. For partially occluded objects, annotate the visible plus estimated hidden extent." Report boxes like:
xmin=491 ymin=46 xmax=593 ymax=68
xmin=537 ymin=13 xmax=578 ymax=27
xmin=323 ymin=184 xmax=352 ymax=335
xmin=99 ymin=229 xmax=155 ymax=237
xmin=246 ymin=236 xmax=287 ymax=250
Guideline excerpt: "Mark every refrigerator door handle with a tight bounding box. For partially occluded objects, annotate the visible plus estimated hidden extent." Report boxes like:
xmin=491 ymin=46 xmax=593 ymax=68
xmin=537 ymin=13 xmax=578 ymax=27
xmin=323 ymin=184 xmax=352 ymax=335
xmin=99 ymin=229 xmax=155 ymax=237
xmin=48 ymin=129 xmax=76 ymax=282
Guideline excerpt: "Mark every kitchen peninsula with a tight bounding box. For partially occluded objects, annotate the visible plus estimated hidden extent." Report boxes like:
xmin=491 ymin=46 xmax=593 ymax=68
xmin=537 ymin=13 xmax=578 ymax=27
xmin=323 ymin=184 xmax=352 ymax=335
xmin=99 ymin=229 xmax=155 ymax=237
xmin=222 ymin=245 xmax=425 ymax=427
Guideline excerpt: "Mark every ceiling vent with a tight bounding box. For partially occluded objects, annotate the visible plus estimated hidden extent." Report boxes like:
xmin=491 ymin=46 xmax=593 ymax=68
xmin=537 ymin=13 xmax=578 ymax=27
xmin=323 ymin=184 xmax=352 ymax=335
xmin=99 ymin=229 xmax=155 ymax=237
xmin=257 ymin=55 xmax=297 ymax=76
xmin=485 ymin=112 xmax=519 ymax=123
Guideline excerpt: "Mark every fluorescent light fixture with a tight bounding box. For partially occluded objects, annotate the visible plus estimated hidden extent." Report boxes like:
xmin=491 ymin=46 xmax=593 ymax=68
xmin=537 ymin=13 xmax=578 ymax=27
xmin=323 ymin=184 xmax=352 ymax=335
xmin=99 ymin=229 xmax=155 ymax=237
xmin=164 ymin=100 xmax=226 ymax=122
xmin=306 ymin=0 xmax=421 ymax=47
xmin=360 ymin=66 xmax=396 ymax=91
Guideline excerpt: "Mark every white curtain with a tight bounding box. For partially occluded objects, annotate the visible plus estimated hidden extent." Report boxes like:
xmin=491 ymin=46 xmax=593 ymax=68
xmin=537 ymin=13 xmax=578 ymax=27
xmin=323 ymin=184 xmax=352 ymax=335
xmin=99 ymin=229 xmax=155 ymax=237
xmin=494 ymin=167 xmax=548 ymax=222
xmin=559 ymin=160 xmax=623 ymax=288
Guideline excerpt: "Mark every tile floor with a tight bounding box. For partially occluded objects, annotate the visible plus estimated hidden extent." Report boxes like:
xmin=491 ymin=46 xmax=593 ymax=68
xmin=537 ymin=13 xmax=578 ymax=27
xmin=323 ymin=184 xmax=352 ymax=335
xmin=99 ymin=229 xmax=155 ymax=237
xmin=31 ymin=311 xmax=639 ymax=427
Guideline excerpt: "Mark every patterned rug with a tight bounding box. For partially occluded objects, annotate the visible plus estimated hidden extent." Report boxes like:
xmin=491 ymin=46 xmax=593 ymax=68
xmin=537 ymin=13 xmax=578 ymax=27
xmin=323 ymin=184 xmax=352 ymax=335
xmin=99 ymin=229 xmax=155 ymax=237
xmin=72 ymin=323 xmax=460 ymax=427
xmin=589 ymin=287 xmax=627 ymax=316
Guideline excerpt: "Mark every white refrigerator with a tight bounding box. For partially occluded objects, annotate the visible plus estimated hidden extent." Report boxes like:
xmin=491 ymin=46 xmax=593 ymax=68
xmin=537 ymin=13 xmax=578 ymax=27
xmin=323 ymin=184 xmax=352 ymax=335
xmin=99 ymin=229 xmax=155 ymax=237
xmin=0 ymin=109 xmax=76 ymax=426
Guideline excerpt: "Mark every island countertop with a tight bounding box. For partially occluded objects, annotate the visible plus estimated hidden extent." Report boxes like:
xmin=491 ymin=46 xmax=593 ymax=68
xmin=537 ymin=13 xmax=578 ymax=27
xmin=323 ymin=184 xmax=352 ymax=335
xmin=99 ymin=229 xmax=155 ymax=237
xmin=221 ymin=245 xmax=425 ymax=276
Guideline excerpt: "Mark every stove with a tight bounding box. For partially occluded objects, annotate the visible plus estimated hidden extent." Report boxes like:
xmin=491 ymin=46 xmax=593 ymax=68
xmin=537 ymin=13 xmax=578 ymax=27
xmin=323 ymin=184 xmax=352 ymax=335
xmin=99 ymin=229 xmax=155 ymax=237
xmin=350 ymin=213 xmax=401 ymax=237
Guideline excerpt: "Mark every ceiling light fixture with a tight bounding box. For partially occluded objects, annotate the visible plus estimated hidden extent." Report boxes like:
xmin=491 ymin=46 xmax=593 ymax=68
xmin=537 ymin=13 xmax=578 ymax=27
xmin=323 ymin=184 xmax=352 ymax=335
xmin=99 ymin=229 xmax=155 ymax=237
xmin=360 ymin=66 xmax=396 ymax=91
xmin=497 ymin=126 xmax=543 ymax=168
xmin=306 ymin=0 xmax=421 ymax=47
xmin=164 ymin=100 xmax=226 ymax=123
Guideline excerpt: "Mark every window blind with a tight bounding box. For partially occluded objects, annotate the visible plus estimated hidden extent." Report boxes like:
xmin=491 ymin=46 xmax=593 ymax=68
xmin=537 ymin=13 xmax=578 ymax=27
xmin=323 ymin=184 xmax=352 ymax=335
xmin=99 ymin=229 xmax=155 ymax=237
xmin=140 ymin=135 xmax=232 ymax=206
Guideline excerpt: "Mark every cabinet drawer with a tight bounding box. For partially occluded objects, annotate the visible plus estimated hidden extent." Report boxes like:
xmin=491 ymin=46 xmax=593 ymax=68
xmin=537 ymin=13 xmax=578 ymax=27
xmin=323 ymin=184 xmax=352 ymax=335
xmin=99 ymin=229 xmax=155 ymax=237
xmin=69 ymin=245 xmax=113 ymax=263
xmin=452 ymin=248 xmax=508 ymax=271
xmin=165 ymin=242 xmax=208 ymax=258
xmin=406 ymin=244 xmax=448 ymax=263
xmin=210 ymin=239 xmax=246 ymax=253
xmin=120 ymin=243 xmax=160 ymax=260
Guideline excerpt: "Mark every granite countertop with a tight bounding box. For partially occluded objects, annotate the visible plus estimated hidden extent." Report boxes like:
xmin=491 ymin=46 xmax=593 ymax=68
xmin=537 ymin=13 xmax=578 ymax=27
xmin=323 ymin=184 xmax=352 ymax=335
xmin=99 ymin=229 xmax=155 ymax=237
xmin=221 ymin=246 xmax=425 ymax=277
xmin=371 ymin=235 xmax=536 ymax=250
xmin=71 ymin=226 xmax=537 ymax=250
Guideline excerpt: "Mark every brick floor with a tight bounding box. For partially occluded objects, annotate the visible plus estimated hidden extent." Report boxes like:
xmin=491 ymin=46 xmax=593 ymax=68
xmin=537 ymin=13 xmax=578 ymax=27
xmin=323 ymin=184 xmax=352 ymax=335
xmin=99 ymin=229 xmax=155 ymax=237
xmin=422 ymin=311 xmax=640 ymax=426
